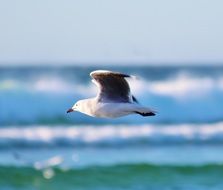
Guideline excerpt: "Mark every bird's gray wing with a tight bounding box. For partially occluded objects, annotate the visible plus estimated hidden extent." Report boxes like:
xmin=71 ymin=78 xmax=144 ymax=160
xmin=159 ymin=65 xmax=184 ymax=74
xmin=90 ymin=70 xmax=133 ymax=103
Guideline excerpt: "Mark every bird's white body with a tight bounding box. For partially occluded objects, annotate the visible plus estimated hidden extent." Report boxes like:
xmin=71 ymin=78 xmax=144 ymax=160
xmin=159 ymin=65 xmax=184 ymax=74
xmin=74 ymin=98 xmax=153 ymax=118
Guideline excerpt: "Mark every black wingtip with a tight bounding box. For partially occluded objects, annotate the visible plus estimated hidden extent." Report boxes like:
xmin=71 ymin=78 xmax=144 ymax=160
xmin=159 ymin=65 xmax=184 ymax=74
xmin=135 ymin=111 xmax=156 ymax=117
xmin=132 ymin=95 xmax=139 ymax=104
xmin=147 ymin=112 xmax=156 ymax=116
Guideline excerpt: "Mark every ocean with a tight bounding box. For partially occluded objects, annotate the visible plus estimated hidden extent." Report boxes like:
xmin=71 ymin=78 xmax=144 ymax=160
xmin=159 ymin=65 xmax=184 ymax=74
xmin=0 ymin=65 xmax=223 ymax=190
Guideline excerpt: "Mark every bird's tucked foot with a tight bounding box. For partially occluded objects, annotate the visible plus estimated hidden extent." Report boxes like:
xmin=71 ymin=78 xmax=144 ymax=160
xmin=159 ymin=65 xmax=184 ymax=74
xmin=135 ymin=111 xmax=156 ymax=117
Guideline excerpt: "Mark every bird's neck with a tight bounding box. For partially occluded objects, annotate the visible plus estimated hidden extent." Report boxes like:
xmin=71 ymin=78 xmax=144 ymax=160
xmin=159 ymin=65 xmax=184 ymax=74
xmin=80 ymin=98 xmax=97 ymax=116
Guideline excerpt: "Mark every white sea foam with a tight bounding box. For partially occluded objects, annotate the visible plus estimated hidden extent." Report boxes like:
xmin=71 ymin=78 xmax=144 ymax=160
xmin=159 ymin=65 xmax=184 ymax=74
xmin=1 ymin=123 xmax=223 ymax=147
xmin=129 ymin=73 xmax=223 ymax=99
xmin=0 ymin=77 xmax=97 ymax=96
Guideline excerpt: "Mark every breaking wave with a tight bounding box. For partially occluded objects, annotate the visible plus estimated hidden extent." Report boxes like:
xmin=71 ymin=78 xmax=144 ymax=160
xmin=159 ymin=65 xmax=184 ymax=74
xmin=1 ymin=67 xmax=223 ymax=125
xmin=1 ymin=123 xmax=223 ymax=148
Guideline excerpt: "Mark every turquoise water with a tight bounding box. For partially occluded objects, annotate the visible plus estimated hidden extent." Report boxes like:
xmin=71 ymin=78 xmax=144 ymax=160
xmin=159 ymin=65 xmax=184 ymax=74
xmin=1 ymin=65 xmax=223 ymax=189
xmin=2 ymin=164 xmax=223 ymax=190
xmin=2 ymin=145 xmax=223 ymax=190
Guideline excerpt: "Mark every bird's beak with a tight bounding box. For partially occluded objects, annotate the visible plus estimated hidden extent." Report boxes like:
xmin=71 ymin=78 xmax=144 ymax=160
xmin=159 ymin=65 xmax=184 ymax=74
xmin=66 ymin=108 xmax=73 ymax=113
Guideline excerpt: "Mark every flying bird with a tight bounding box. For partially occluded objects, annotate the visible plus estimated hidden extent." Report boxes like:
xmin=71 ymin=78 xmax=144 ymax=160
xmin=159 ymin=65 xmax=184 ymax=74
xmin=67 ymin=70 xmax=156 ymax=118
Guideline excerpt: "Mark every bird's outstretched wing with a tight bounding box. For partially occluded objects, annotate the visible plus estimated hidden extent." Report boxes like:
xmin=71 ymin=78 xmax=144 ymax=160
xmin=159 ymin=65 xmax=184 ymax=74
xmin=90 ymin=70 xmax=134 ymax=103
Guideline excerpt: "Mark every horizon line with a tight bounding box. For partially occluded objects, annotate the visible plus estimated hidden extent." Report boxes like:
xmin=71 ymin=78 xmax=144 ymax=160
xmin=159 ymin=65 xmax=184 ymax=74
xmin=0 ymin=61 xmax=223 ymax=67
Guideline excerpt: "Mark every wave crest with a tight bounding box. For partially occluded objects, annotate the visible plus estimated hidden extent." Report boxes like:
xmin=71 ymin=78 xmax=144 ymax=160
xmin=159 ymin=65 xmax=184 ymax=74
xmin=129 ymin=73 xmax=223 ymax=99
xmin=1 ymin=123 xmax=223 ymax=148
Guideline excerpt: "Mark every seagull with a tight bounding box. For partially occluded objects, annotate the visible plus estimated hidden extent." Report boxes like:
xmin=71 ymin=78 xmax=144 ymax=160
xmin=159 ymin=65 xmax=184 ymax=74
xmin=67 ymin=70 xmax=156 ymax=118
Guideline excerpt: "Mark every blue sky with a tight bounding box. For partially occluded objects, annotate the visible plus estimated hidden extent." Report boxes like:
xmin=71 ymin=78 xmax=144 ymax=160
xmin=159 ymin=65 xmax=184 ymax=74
xmin=0 ymin=0 xmax=223 ymax=65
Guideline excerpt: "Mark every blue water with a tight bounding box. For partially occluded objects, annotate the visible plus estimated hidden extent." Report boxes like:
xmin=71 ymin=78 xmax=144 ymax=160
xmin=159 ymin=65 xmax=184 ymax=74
xmin=1 ymin=65 xmax=223 ymax=190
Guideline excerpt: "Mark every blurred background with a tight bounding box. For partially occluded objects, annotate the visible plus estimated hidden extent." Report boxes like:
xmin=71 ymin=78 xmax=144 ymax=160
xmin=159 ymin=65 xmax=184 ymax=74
xmin=1 ymin=0 xmax=223 ymax=190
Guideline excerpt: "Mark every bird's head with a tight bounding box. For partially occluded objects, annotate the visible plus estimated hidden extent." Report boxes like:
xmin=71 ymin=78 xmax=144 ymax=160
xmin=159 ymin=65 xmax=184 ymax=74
xmin=67 ymin=99 xmax=88 ymax=113
xmin=67 ymin=100 xmax=82 ymax=113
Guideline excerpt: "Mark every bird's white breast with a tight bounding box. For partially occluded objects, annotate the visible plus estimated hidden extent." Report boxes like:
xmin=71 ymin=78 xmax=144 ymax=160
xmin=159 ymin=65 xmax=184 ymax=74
xmin=93 ymin=102 xmax=135 ymax=118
